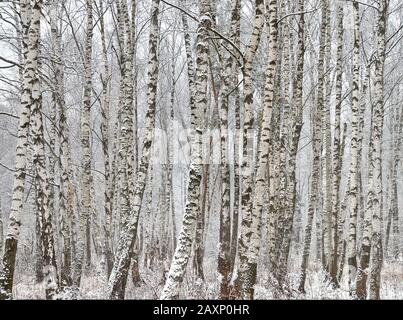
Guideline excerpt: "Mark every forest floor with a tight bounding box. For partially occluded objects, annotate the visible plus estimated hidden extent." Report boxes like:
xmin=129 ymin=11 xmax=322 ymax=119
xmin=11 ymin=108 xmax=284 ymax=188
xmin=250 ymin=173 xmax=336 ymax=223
xmin=12 ymin=260 xmax=403 ymax=299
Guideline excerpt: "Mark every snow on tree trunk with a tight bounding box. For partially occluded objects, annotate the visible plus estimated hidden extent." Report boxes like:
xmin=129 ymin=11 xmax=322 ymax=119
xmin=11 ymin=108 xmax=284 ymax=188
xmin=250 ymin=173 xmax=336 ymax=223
xmin=107 ymin=0 xmax=160 ymax=299
xmin=160 ymin=2 xmax=211 ymax=299
xmin=27 ymin=0 xmax=59 ymax=299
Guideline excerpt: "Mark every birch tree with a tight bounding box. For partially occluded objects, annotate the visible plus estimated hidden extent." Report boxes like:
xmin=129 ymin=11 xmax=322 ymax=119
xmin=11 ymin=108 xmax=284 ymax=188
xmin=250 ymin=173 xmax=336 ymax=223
xmin=277 ymin=0 xmax=306 ymax=288
xmin=347 ymin=0 xmax=361 ymax=296
xmin=217 ymin=0 xmax=241 ymax=300
xmin=50 ymin=0 xmax=75 ymax=288
xmin=298 ymin=0 xmax=329 ymax=293
xmin=235 ymin=0 xmax=265 ymax=298
xmin=29 ymin=0 xmax=59 ymax=299
xmin=330 ymin=3 xmax=344 ymax=285
xmin=107 ymin=0 xmax=160 ymax=299
xmin=241 ymin=0 xmax=278 ymax=300
xmin=0 ymin=0 xmax=36 ymax=300
xmin=368 ymin=0 xmax=388 ymax=300
xmin=160 ymin=0 xmax=211 ymax=300
xmin=73 ymin=0 xmax=94 ymax=289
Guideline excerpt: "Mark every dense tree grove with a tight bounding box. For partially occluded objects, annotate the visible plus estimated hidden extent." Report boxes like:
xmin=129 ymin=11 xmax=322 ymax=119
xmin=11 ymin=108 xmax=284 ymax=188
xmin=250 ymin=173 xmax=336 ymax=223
xmin=0 ymin=0 xmax=402 ymax=299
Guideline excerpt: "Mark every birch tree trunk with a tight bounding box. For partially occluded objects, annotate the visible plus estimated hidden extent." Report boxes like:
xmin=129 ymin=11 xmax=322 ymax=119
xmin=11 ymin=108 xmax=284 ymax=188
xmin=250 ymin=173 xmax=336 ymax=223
xmin=321 ymin=6 xmax=333 ymax=272
xmin=298 ymin=0 xmax=329 ymax=293
xmin=242 ymin=0 xmax=278 ymax=300
xmin=230 ymin=0 xmax=241 ymax=280
xmin=368 ymin=0 xmax=388 ymax=300
xmin=330 ymin=3 xmax=344 ymax=285
xmin=347 ymin=0 xmax=361 ymax=296
xmin=73 ymin=0 xmax=94 ymax=289
xmin=277 ymin=0 xmax=306 ymax=288
xmin=28 ymin=0 xmax=59 ymax=299
xmin=217 ymin=0 xmax=241 ymax=300
xmin=160 ymin=0 xmax=211 ymax=300
xmin=386 ymin=106 xmax=402 ymax=259
xmin=107 ymin=0 xmax=160 ymax=299
xmin=98 ymin=0 xmax=113 ymax=278
xmin=0 ymin=0 xmax=34 ymax=300
xmin=235 ymin=0 xmax=265 ymax=299
xmin=49 ymin=1 xmax=75 ymax=289
xmin=273 ymin=0 xmax=291 ymax=285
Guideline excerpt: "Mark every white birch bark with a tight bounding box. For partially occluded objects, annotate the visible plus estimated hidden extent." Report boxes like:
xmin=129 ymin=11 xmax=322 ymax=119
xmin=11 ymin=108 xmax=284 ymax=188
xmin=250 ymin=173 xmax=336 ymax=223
xmin=107 ymin=0 xmax=160 ymax=299
xmin=278 ymin=0 xmax=306 ymax=287
xmin=160 ymin=0 xmax=211 ymax=299
xmin=73 ymin=0 xmax=93 ymax=289
xmin=98 ymin=0 xmax=113 ymax=278
xmin=49 ymin=1 xmax=75 ymax=288
xmin=242 ymin=0 xmax=278 ymax=300
xmin=0 ymin=0 xmax=35 ymax=300
xmin=218 ymin=0 xmax=241 ymax=300
xmin=347 ymin=0 xmax=360 ymax=295
xmin=321 ymin=7 xmax=333 ymax=271
xmin=28 ymin=0 xmax=59 ymax=299
xmin=330 ymin=3 xmax=344 ymax=284
xmin=298 ymin=0 xmax=329 ymax=293
xmin=368 ymin=0 xmax=388 ymax=300
xmin=235 ymin=0 xmax=265 ymax=298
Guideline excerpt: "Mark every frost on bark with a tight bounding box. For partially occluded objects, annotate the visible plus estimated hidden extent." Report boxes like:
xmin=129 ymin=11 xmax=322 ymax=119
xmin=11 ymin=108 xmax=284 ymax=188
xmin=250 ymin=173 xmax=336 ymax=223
xmin=107 ymin=0 xmax=160 ymax=299
xmin=298 ymin=0 xmax=329 ymax=293
xmin=347 ymin=0 xmax=360 ymax=296
xmin=0 ymin=0 xmax=35 ymax=300
xmin=73 ymin=0 xmax=94 ymax=289
xmin=160 ymin=0 xmax=211 ymax=300
xmin=368 ymin=0 xmax=388 ymax=300
xmin=235 ymin=0 xmax=265 ymax=299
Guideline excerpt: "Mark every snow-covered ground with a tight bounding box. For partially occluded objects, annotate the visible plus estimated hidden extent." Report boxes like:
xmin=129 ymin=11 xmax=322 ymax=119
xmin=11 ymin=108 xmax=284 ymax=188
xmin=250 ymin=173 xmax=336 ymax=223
xmin=12 ymin=260 xmax=402 ymax=300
